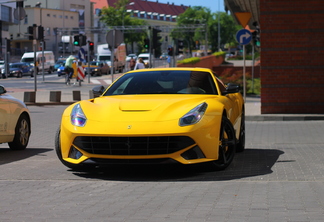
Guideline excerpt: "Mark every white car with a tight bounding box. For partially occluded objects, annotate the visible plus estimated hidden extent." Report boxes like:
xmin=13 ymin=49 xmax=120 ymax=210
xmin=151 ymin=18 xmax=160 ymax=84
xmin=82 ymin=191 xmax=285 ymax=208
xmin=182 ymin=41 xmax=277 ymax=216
xmin=137 ymin=53 xmax=151 ymax=68
xmin=125 ymin=54 xmax=137 ymax=62
xmin=0 ymin=85 xmax=31 ymax=150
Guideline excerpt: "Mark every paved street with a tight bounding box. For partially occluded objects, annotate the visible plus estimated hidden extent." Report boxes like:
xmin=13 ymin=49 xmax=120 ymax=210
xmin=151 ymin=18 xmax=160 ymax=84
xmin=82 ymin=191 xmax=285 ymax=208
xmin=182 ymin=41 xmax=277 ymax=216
xmin=0 ymin=103 xmax=323 ymax=221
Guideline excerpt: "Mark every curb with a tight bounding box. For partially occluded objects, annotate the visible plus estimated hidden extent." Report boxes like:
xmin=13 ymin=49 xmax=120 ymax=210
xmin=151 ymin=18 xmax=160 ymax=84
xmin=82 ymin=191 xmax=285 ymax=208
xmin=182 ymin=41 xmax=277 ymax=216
xmin=246 ymin=115 xmax=324 ymax=121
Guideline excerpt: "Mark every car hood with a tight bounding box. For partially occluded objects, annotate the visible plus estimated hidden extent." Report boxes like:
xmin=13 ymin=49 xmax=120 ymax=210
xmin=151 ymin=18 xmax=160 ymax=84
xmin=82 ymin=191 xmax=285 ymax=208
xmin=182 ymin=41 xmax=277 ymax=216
xmin=76 ymin=95 xmax=222 ymax=122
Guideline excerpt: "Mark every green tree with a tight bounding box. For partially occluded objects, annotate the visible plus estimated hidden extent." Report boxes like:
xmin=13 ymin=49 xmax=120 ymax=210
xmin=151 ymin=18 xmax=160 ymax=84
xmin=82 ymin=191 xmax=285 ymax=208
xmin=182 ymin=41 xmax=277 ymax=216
xmin=171 ymin=6 xmax=211 ymax=54
xmin=99 ymin=0 xmax=148 ymax=52
xmin=172 ymin=7 xmax=241 ymax=53
xmin=209 ymin=12 xmax=241 ymax=52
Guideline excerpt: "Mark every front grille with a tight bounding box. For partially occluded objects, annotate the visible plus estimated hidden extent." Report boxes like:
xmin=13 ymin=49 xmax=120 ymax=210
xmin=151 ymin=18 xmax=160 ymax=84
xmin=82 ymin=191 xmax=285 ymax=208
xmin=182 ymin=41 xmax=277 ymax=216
xmin=73 ymin=136 xmax=195 ymax=155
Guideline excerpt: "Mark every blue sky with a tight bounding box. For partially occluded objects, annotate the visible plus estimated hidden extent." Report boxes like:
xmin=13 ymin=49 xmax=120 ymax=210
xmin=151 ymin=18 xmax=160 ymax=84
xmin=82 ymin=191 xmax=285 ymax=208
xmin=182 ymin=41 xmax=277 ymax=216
xmin=157 ymin=0 xmax=225 ymax=13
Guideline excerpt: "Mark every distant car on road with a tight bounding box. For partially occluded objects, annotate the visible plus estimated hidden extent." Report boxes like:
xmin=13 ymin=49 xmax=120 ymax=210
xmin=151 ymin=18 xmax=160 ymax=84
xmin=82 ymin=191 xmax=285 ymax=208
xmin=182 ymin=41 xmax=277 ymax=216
xmin=159 ymin=53 xmax=168 ymax=60
xmin=54 ymin=58 xmax=67 ymax=70
xmin=137 ymin=53 xmax=151 ymax=68
xmin=0 ymin=85 xmax=31 ymax=150
xmin=1 ymin=62 xmax=33 ymax=78
xmin=84 ymin=61 xmax=110 ymax=76
xmin=126 ymin=54 xmax=137 ymax=62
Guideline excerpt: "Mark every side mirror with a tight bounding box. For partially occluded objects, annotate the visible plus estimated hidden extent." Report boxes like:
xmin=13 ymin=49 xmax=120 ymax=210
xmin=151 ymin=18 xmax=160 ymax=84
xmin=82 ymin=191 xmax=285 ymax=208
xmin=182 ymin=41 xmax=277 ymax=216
xmin=91 ymin=85 xmax=106 ymax=98
xmin=222 ymin=83 xmax=240 ymax=95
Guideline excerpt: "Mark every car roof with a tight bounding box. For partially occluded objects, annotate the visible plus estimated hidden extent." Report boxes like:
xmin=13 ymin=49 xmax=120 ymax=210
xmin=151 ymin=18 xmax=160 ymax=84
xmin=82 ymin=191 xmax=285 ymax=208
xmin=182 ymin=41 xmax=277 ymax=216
xmin=128 ymin=67 xmax=213 ymax=73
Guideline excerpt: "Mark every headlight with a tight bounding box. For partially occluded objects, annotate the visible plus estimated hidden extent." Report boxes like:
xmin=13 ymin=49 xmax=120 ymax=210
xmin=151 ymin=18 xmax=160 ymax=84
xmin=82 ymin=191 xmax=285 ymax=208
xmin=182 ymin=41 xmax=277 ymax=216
xmin=57 ymin=68 xmax=60 ymax=72
xmin=179 ymin=102 xmax=208 ymax=126
xmin=71 ymin=104 xmax=87 ymax=127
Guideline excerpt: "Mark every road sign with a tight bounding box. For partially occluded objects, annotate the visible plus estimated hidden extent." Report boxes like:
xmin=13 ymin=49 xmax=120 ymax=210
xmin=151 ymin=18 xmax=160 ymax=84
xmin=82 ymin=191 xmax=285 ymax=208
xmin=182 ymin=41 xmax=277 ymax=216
xmin=106 ymin=30 xmax=123 ymax=48
xmin=234 ymin=12 xmax=251 ymax=28
xmin=236 ymin=29 xmax=252 ymax=45
xmin=78 ymin=48 xmax=86 ymax=62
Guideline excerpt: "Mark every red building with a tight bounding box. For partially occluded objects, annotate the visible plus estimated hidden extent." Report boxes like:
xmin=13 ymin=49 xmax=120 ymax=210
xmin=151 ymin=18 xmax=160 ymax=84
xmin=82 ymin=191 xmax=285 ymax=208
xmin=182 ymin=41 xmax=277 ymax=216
xmin=92 ymin=0 xmax=188 ymax=22
xmin=225 ymin=0 xmax=324 ymax=114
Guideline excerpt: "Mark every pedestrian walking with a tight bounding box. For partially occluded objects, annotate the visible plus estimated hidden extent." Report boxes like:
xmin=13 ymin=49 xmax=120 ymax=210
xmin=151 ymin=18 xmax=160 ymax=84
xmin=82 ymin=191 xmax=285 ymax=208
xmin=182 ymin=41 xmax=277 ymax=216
xmin=134 ymin=58 xmax=145 ymax=70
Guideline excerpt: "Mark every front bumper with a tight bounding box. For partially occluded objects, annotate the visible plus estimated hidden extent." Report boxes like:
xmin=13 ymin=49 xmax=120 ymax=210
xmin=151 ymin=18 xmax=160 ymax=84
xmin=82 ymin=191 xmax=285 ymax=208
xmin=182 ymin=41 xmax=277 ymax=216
xmin=59 ymin=116 xmax=222 ymax=166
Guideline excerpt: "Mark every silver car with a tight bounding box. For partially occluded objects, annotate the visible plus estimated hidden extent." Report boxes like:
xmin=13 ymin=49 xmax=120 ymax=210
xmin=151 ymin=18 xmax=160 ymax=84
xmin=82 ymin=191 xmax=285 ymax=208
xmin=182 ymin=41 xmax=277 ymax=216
xmin=0 ymin=85 xmax=31 ymax=150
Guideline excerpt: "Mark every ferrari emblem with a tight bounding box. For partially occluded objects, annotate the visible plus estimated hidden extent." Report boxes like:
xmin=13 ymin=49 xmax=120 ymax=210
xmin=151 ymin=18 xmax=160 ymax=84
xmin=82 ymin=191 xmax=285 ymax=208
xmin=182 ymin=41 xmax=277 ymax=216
xmin=127 ymin=125 xmax=132 ymax=129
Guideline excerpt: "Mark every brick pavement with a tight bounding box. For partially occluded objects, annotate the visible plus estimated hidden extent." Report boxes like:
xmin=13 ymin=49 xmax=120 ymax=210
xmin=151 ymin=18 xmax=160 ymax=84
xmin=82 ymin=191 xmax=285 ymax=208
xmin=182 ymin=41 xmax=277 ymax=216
xmin=0 ymin=100 xmax=323 ymax=221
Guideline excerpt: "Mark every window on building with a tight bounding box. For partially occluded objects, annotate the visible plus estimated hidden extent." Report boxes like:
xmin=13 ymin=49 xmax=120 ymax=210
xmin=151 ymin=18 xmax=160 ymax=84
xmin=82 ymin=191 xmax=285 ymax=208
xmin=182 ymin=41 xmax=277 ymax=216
xmin=1 ymin=5 xmax=11 ymax=22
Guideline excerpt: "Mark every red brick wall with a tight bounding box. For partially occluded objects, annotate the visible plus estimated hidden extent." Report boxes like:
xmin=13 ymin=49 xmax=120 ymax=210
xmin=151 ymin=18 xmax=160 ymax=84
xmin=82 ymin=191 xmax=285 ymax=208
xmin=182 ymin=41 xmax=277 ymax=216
xmin=260 ymin=0 xmax=324 ymax=114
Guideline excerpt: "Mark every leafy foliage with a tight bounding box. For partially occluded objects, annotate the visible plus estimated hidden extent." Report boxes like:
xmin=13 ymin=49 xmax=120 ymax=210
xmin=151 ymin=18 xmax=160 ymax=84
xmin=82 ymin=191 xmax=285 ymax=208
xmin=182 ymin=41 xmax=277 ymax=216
xmin=177 ymin=57 xmax=201 ymax=64
xmin=99 ymin=0 xmax=148 ymax=50
xmin=172 ymin=8 xmax=241 ymax=53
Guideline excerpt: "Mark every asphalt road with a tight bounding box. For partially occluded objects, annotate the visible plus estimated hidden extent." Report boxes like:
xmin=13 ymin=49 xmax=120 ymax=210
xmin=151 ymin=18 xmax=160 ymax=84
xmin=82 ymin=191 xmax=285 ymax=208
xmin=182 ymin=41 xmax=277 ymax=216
xmin=0 ymin=105 xmax=323 ymax=221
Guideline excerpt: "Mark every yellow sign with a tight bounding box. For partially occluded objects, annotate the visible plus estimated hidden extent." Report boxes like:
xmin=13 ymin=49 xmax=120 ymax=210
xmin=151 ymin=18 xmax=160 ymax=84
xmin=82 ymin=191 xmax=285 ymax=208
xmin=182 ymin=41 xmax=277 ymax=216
xmin=235 ymin=12 xmax=251 ymax=28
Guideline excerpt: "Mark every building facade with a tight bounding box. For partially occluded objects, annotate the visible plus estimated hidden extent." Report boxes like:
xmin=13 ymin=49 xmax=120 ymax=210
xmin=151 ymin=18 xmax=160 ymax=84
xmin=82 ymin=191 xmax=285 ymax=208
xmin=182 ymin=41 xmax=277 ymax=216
xmin=7 ymin=0 xmax=93 ymax=59
xmin=225 ymin=0 xmax=324 ymax=114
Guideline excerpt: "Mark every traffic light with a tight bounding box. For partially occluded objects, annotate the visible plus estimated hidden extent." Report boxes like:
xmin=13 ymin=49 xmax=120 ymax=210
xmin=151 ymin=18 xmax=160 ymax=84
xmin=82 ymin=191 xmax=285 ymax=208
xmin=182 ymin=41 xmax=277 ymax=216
xmin=89 ymin=41 xmax=94 ymax=51
xmin=176 ymin=39 xmax=184 ymax=55
xmin=252 ymin=21 xmax=260 ymax=47
xmin=144 ymin=38 xmax=149 ymax=49
xmin=37 ymin=25 xmax=44 ymax=41
xmin=28 ymin=25 xmax=34 ymax=40
xmin=152 ymin=28 xmax=162 ymax=48
xmin=80 ymin=35 xmax=87 ymax=46
xmin=73 ymin=35 xmax=80 ymax=46
xmin=73 ymin=34 xmax=87 ymax=46
xmin=167 ymin=46 xmax=173 ymax=56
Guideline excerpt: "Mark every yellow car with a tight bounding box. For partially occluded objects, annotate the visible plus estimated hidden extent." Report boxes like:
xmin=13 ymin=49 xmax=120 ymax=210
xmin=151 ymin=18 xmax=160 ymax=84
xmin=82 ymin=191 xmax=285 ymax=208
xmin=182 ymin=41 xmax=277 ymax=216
xmin=55 ymin=67 xmax=245 ymax=171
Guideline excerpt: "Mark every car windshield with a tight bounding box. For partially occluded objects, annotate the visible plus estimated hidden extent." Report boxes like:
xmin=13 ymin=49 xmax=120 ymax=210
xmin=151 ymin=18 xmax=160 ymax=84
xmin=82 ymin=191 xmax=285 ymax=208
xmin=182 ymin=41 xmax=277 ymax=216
xmin=21 ymin=58 xmax=34 ymax=63
xmin=139 ymin=57 xmax=149 ymax=60
xmin=10 ymin=64 xmax=22 ymax=68
xmin=104 ymin=70 xmax=218 ymax=96
xmin=90 ymin=61 xmax=100 ymax=66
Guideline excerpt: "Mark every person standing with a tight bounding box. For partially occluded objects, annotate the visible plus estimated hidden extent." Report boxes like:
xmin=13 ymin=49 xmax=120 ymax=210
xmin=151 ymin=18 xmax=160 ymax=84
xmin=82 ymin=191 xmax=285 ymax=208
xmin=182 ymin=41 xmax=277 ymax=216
xmin=134 ymin=58 xmax=145 ymax=70
xmin=129 ymin=58 xmax=136 ymax=70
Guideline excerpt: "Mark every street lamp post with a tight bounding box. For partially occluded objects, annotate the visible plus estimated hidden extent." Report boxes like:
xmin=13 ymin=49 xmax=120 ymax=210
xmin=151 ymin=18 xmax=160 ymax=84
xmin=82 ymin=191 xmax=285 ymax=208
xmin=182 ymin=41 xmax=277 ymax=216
xmin=122 ymin=2 xmax=135 ymax=27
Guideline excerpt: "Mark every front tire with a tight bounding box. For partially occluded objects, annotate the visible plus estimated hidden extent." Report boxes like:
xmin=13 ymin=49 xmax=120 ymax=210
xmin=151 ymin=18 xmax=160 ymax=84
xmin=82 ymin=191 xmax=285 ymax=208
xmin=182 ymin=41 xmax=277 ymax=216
xmin=55 ymin=127 xmax=85 ymax=170
xmin=8 ymin=113 xmax=30 ymax=150
xmin=209 ymin=116 xmax=236 ymax=171
xmin=236 ymin=108 xmax=245 ymax=152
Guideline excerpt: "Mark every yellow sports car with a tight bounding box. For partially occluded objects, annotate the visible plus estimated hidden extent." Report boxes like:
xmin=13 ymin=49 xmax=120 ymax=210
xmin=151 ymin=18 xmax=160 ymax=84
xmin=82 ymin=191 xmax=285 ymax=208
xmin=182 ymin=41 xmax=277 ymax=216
xmin=55 ymin=67 xmax=245 ymax=170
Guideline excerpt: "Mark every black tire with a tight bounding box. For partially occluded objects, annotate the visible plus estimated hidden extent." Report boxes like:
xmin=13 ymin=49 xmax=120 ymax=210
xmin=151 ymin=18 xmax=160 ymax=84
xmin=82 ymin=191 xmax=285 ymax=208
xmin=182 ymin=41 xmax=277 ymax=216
xmin=209 ymin=115 xmax=236 ymax=171
xmin=55 ymin=127 xmax=85 ymax=170
xmin=236 ymin=108 xmax=245 ymax=152
xmin=16 ymin=71 xmax=22 ymax=78
xmin=8 ymin=113 xmax=30 ymax=150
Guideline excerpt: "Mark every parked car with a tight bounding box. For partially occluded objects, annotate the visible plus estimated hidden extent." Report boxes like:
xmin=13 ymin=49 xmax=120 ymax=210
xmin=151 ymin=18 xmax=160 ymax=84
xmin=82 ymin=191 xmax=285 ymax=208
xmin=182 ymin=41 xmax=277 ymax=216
xmin=55 ymin=67 xmax=245 ymax=171
xmin=0 ymin=85 xmax=31 ymax=150
xmin=84 ymin=61 xmax=110 ymax=76
xmin=1 ymin=62 xmax=33 ymax=78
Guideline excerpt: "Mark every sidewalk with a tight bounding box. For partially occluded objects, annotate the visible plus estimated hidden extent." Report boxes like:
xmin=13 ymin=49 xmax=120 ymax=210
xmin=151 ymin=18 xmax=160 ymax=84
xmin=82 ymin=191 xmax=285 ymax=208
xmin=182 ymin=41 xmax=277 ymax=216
xmin=5 ymin=75 xmax=324 ymax=121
